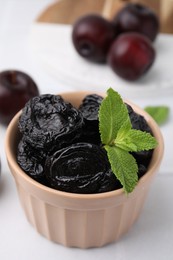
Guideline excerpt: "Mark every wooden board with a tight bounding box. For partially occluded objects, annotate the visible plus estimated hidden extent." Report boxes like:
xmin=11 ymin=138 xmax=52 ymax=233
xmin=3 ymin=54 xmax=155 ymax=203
xmin=36 ymin=0 xmax=125 ymax=24
xmin=36 ymin=0 xmax=173 ymax=33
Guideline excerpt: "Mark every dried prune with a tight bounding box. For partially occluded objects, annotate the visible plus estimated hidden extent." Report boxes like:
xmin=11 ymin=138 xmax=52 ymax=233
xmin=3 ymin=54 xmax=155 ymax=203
xmin=17 ymin=137 xmax=48 ymax=184
xmin=132 ymin=149 xmax=153 ymax=167
xmin=17 ymin=93 xmax=154 ymax=194
xmin=126 ymin=103 xmax=153 ymax=176
xmin=18 ymin=94 xmax=84 ymax=150
xmin=79 ymin=94 xmax=103 ymax=144
xmin=127 ymin=103 xmax=152 ymax=133
xmin=44 ymin=142 xmax=120 ymax=194
xmin=97 ymin=169 xmax=122 ymax=192
xmin=138 ymin=164 xmax=147 ymax=179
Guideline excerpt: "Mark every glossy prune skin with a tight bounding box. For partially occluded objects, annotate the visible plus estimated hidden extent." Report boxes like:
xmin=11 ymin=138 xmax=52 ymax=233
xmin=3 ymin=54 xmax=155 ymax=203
xmin=18 ymin=94 xmax=84 ymax=150
xmin=126 ymin=103 xmax=153 ymax=174
xmin=97 ymin=169 xmax=122 ymax=193
xmin=138 ymin=164 xmax=147 ymax=179
xmin=45 ymin=142 xmax=121 ymax=194
xmin=126 ymin=103 xmax=152 ymax=133
xmin=79 ymin=94 xmax=103 ymax=144
xmin=17 ymin=94 xmax=154 ymax=194
xmin=79 ymin=94 xmax=103 ymax=120
xmin=17 ymin=137 xmax=48 ymax=185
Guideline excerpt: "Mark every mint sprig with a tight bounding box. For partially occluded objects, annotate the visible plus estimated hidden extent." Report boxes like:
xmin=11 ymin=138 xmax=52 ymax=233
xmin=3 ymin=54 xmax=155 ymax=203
xmin=115 ymin=129 xmax=158 ymax=152
xmin=99 ymin=88 xmax=131 ymax=145
xmin=105 ymin=146 xmax=138 ymax=193
xmin=144 ymin=106 xmax=169 ymax=125
xmin=99 ymin=88 xmax=158 ymax=194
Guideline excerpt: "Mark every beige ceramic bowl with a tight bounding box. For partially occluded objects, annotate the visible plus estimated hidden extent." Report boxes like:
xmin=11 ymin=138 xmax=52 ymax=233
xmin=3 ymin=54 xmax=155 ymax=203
xmin=5 ymin=91 xmax=164 ymax=248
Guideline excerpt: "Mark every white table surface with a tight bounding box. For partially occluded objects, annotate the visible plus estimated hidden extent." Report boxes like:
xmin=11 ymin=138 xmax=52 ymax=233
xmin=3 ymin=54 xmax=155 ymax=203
xmin=0 ymin=1 xmax=173 ymax=259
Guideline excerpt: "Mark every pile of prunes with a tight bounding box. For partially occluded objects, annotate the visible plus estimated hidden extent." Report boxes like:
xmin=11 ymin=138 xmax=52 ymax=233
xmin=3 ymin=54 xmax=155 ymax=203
xmin=17 ymin=93 xmax=153 ymax=194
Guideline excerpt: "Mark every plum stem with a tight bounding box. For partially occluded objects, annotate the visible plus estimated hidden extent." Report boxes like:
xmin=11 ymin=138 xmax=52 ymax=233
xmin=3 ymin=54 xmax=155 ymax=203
xmin=11 ymin=71 xmax=17 ymax=84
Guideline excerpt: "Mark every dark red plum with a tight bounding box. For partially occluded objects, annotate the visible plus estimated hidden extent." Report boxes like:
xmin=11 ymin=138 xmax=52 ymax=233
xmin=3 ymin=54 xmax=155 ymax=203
xmin=72 ymin=14 xmax=116 ymax=63
xmin=0 ymin=70 xmax=39 ymax=125
xmin=113 ymin=3 xmax=159 ymax=41
xmin=107 ymin=33 xmax=155 ymax=81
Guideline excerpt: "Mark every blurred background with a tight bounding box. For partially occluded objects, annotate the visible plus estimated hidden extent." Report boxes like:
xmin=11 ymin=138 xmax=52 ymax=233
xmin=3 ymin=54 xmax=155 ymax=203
xmin=37 ymin=0 xmax=173 ymax=34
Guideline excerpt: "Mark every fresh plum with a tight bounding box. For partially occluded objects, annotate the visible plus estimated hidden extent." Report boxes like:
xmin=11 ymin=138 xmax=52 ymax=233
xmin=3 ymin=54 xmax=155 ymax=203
xmin=112 ymin=3 xmax=159 ymax=41
xmin=72 ymin=14 xmax=116 ymax=63
xmin=107 ymin=33 xmax=155 ymax=81
xmin=0 ymin=70 xmax=39 ymax=125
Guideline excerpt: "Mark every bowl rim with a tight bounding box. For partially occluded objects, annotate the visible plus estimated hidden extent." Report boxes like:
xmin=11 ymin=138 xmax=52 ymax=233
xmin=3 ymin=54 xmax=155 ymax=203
xmin=5 ymin=91 xmax=164 ymax=200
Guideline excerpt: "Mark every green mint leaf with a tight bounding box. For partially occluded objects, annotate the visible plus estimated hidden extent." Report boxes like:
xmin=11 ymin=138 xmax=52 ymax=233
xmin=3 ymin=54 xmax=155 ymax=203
xmin=115 ymin=129 xmax=158 ymax=152
xmin=144 ymin=106 xmax=170 ymax=125
xmin=99 ymin=88 xmax=158 ymax=194
xmin=113 ymin=121 xmax=137 ymax=152
xmin=99 ymin=88 xmax=131 ymax=145
xmin=105 ymin=145 xmax=138 ymax=193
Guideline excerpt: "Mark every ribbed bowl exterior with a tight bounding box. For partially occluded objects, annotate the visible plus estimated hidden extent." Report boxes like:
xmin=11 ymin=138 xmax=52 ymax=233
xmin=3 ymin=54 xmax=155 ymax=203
xmin=5 ymin=91 xmax=164 ymax=248
xmin=14 ymin=180 xmax=149 ymax=248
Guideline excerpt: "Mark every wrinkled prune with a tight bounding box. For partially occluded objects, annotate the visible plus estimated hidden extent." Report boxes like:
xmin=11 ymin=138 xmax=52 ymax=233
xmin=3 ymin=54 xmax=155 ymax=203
xmin=17 ymin=93 xmax=154 ymax=194
xmin=138 ymin=164 xmax=147 ymax=179
xmin=132 ymin=149 xmax=153 ymax=166
xmin=126 ymin=103 xmax=153 ymax=176
xmin=44 ymin=142 xmax=120 ymax=194
xmin=18 ymin=94 xmax=84 ymax=150
xmin=132 ymin=149 xmax=153 ymax=176
xmin=17 ymin=137 xmax=48 ymax=184
xmin=79 ymin=94 xmax=103 ymax=144
xmin=97 ymin=169 xmax=122 ymax=192
xmin=79 ymin=94 xmax=103 ymax=120
xmin=127 ymin=103 xmax=152 ymax=133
